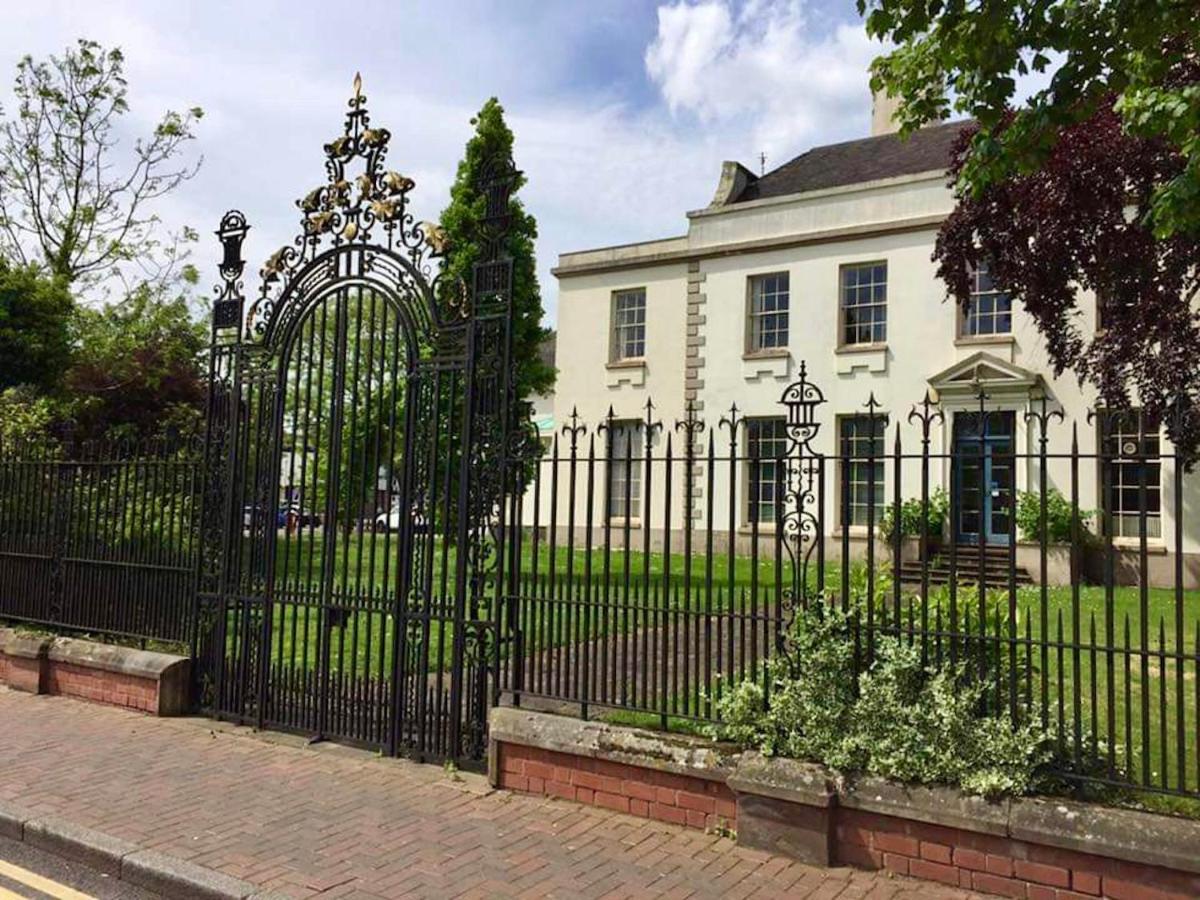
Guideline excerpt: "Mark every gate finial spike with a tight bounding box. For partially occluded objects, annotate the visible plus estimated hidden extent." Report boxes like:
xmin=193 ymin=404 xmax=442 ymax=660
xmin=353 ymin=72 xmax=363 ymax=99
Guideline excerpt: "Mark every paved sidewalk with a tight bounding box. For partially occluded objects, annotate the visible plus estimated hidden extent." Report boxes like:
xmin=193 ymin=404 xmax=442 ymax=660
xmin=0 ymin=689 xmax=978 ymax=899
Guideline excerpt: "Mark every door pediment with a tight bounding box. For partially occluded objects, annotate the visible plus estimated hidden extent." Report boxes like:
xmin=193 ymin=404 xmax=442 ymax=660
xmin=928 ymin=351 xmax=1041 ymax=399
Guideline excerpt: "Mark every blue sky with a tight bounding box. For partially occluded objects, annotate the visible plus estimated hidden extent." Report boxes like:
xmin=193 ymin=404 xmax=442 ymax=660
xmin=0 ymin=1 xmax=886 ymax=322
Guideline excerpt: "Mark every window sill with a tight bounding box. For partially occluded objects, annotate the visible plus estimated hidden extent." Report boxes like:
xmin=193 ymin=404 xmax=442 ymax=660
xmin=743 ymin=348 xmax=790 ymax=362
xmin=742 ymin=351 xmax=791 ymax=382
xmin=737 ymin=524 xmax=778 ymax=536
xmin=832 ymin=526 xmax=879 ymax=539
xmin=954 ymin=335 xmax=1015 ymax=347
xmin=1109 ymin=538 xmax=1168 ymax=554
xmin=605 ymin=359 xmax=647 ymax=388
xmin=834 ymin=344 xmax=887 ymax=375
xmin=835 ymin=343 xmax=888 ymax=355
xmin=606 ymin=517 xmax=642 ymax=529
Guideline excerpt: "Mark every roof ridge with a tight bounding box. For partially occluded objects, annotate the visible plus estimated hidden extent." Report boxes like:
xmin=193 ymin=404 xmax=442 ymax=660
xmin=761 ymin=119 xmax=971 ymax=178
xmin=732 ymin=119 xmax=972 ymax=204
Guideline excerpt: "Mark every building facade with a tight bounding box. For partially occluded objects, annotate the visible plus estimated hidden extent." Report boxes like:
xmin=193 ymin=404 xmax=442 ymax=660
xmin=539 ymin=109 xmax=1197 ymax=587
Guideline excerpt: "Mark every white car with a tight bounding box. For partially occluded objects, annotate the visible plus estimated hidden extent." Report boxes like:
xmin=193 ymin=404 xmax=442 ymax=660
xmin=372 ymin=507 xmax=428 ymax=534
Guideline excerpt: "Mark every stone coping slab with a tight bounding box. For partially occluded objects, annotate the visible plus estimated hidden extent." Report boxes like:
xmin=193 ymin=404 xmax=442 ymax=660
xmin=491 ymin=708 xmax=1200 ymax=878
xmin=837 ymin=773 xmax=1011 ymax=836
xmin=488 ymin=706 xmax=738 ymax=785
xmin=0 ymin=628 xmax=52 ymax=660
xmin=46 ymin=635 xmax=187 ymax=681
xmin=727 ymin=752 xmax=834 ymax=807
xmin=1008 ymin=795 xmax=1200 ymax=875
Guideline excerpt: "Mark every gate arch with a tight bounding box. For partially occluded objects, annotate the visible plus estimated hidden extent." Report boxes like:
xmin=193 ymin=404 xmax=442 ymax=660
xmin=197 ymin=76 xmax=518 ymax=762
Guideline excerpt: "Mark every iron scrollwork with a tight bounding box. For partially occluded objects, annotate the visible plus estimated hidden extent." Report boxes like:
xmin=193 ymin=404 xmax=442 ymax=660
xmin=778 ymin=362 xmax=827 ymax=622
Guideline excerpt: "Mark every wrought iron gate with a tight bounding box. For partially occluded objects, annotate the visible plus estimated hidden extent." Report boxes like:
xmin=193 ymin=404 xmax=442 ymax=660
xmin=195 ymin=77 xmax=520 ymax=762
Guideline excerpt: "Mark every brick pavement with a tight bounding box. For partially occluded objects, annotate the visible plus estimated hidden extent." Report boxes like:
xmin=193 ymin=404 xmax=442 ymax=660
xmin=0 ymin=688 xmax=981 ymax=899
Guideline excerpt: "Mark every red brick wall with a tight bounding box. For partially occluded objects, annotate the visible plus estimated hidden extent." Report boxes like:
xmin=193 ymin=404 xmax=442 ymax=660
xmin=836 ymin=807 xmax=1199 ymax=900
xmin=495 ymin=739 xmax=1199 ymax=900
xmin=5 ymin=656 xmax=45 ymax=693
xmin=497 ymin=743 xmax=736 ymax=832
xmin=44 ymin=660 xmax=158 ymax=713
xmin=0 ymin=649 xmax=158 ymax=714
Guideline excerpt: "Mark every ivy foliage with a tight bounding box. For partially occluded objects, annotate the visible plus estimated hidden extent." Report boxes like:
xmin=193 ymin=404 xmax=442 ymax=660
xmin=712 ymin=598 xmax=1054 ymax=799
xmin=1014 ymin=488 xmax=1094 ymax=545
xmin=859 ymin=4 xmax=1200 ymax=461
xmin=858 ymin=1 xmax=1199 ymax=241
xmin=878 ymin=488 xmax=950 ymax=542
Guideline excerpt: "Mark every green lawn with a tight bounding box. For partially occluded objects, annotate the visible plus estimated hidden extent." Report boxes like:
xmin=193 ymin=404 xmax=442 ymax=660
xmin=222 ymin=532 xmax=1200 ymax=802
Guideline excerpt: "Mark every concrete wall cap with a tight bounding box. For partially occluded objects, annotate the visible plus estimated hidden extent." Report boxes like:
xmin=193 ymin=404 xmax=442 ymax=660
xmin=489 ymin=707 xmax=737 ymax=781
xmin=838 ymin=775 xmax=1010 ymax=835
xmin=47 ymin=636 xmax=188 ymax=681
xmin=0 ymin=628 xmax=52 ymax=660
xmin=728 ymin=752 xmax=836 ymax=807
xmin=1008 ymin=795 xmax=1200 ymax=876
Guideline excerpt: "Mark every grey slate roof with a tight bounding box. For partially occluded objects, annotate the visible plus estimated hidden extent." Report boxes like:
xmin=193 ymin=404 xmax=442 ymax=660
xmin=733 ymin=121 xmax=969 ymax=203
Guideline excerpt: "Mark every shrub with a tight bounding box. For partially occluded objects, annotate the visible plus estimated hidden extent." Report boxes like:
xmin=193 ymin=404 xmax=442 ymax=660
xmin=712 ymin=597 xmax=1056 ymax=799
xmin=878 ymin=488 xmax=950 ymax=543
xmin=1015 ymin=488 xmax=1094 ymax=544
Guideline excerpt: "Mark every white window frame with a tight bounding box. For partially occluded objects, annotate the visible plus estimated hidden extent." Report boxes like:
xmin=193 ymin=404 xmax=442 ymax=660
xmin=839 ymin=261 xmax=888 ymax=347
xmin=606 ymin=420 xmax=643 ymax=520
xmin=747 ymin=272 xmax=790 ymax=353
xmin=960 ymin=260 xmax=1013 ymax=338
xmin=610 ymin=288 xmax=646 ymax=362
xmin=838 ymin=414 xmax=887 ymax=529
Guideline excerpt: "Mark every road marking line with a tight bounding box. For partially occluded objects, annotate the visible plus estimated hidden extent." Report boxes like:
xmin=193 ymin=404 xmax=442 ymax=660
xmin=0 ymin=886 xmax=26 ymax=900
xmin=0 ymin=860 xmax=96 ymax=900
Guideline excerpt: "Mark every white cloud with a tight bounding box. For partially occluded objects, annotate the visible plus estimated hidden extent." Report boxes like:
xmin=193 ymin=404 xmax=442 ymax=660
xmin=0 ymin=1 xmax=891 ymax=325
xmin=645 ymin=1 xmax=880 ymax=165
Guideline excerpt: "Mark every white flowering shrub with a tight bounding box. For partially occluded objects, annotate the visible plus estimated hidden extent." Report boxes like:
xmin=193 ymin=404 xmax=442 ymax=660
xmin=712 ymin=598 xmax=1057 ymax=799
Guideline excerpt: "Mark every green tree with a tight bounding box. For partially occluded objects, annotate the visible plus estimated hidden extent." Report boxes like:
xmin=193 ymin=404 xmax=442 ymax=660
xmin=440 ymin=98 xmax=555 ymax=403
xmin=64 ymin=287 xmax=207 ymax=441
xmin=0 ymin=261 xmax=73 ymax=392
xmin=0 ymin=39 xmax=202 ymax=294
xmin=858 ymin=1 xmax=1199 ymax=239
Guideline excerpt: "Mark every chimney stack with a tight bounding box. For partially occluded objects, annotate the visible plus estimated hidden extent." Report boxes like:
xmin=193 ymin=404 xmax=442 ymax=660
xmin=871 ymin=86 xmax=902 ymax=136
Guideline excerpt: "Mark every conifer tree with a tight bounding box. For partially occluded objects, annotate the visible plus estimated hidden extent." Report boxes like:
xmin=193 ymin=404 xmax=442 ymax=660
xmin=440 ymin=98 xmax=555 ymax=405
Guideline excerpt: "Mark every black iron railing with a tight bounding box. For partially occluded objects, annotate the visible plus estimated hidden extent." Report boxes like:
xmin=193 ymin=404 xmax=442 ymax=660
xmin=494 ymin=377 xmax=1200 ymax=803
xmin=0 ymin=434 xmax=201 ymax=645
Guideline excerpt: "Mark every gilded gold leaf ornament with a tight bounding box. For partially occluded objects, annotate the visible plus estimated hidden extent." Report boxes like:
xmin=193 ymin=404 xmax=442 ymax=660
xmin=362 ymin=128 xmax=386 ymax=147
xmin=369 ymin=198 xmax=396 ymax=221
xmin=356 ymin=173 xmax=374 ymax=198
xmin=262 ymin=246 xmax=289 ymax=275
xmin=420 ymin=221 xmax=451 ymax=254
xmin=308 ymin=211 xmax=334 ymax=234
xmin=342 ymin=221 xmax=359 ymax=241
xmin=299 ymin=186 xmax=324 ymax=213
xmin=383 ymin=171 xmax=414 ymax=194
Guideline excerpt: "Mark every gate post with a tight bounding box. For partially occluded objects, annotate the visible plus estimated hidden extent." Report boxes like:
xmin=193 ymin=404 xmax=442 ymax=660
xmin=195 ymin=211 xmax=250 ymax=711
xmin=447 ymin=153 xmax=521 ymax=760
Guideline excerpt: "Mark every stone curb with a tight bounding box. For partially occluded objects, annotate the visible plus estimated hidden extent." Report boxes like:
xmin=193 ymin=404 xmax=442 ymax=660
xmin=0 ymin=800 xmax=282 ymax=899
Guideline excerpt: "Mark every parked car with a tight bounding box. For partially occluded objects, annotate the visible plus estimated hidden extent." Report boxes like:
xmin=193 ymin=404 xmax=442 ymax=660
xmin=243 ymin=505 xmax=287 ymax=531
xmin=373 ymin=506 xmax=428 ymax=535
xmin=243 ymin=504 xmax=319 ymax=531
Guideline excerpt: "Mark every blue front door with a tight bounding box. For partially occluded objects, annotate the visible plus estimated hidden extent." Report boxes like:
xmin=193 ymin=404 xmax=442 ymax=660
xmin=954 ymin=412 xmax=1015 ymax=545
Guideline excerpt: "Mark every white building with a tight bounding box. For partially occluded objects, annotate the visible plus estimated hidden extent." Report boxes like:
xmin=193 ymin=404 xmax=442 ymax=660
xmin=538 ymin=95 xmax=1197 ymax=588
